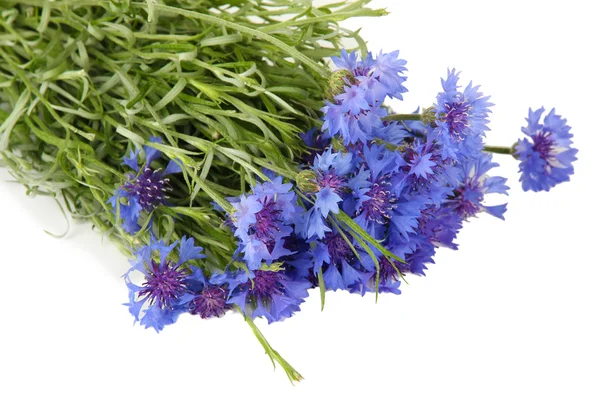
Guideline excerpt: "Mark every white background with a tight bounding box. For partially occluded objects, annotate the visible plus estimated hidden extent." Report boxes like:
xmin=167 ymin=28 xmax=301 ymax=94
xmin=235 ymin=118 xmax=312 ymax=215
xmin=1 ymin=1 xmax=599 ymax=393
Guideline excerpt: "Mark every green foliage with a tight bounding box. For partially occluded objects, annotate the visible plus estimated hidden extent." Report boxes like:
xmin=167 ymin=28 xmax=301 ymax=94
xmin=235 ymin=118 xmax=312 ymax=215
xmin=0 ymin=0 xmax=382 ymax=255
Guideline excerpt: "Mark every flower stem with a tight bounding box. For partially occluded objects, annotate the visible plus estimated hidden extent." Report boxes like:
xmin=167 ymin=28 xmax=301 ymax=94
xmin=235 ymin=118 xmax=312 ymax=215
xmin=483 ymin=145 xmax=514 ymax=155
xmin=383 ymin=113 xmax=423 ymax=122
xmin=242 ymin=310 xmax=303 ymax=384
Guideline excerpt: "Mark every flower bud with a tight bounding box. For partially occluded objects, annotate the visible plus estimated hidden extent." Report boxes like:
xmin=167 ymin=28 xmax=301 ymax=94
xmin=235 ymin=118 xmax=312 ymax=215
xmin=326 ymin=69 xmax=355 ymax=100
xmin=295 ymin=170 xmax=319 ymax=193
xmin=421 ymin=106 xmax=437 ymax=125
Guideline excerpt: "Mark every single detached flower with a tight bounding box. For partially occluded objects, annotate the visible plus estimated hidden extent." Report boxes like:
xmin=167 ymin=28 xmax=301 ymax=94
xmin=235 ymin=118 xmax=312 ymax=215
xmin=514 ymin=107 xmax=578 ymax=192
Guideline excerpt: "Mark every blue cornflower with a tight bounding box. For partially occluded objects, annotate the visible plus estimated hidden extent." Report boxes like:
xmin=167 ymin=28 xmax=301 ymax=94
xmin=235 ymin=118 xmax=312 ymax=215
xmin=313 ymin=148 xmax=353 ymax=214
xmin=357 ymin=74 xmax=389 ymax=105
xmin=418 ymin=206 xmax=463 ymax=250
xmin=108 ymin=137 xmax=181 ymax=234
xmin=355 ymin=247 xmax=406 ymax=295
xmin=353 ymin=144 xmax=401 ymax=237
xmin=321 ymin=101 xmax=349 ymax=141
xmin=301 ymin=148 xmax=355 ymax=239
xmin=186 ymin=270 xmax=232 ymax=319
xmin=299 ymin=127 xmax=331 ymax=163
xmin=123 ymin=235 xmax=205 ymax=332
xmin=514 ymin=107 xmax=577 ymax=192
xmin=398 ymin=140 xmax=458 ymax=205
xmin=337 ymin=85 xmax=370 ymax=115
xmin=444 ymin=154 xmax=509 ymax=219
xmin=402 ymin=242 xmax=436 ymax=276
xmin=371 ymin=50 xmax=408 ymax=99
xmin=434 ymin=69 xmax=493 ymax=158
xmin=322 ymin=50 xmax=407 ymax=144
xmin=321 ymin=101 xmax=386 ymax=144
xmin=331 ymin=49 xmax=407 ymax=99
xmin=311 ymin=232 xmax=363 ymax=291
xmin=228 ymin=267 xmax=311 ymax=324
xmin=229 ymin=177 xmax=302 ymax=269
xmin=331 ymin=49 xmax=374 ymax=77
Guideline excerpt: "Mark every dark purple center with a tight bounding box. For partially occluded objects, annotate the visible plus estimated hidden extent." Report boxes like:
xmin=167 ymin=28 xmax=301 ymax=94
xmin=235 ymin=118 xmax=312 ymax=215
xmin=353 ymin=65 xmax=371 ymax=77
xmin=531 ymin=131 xmax=554 ymax=161
xmin=125 ymin=166 xmax=170 ymax=211
xmin=378 ymin=257 xmax=408 ymax=282
xmin=360 ymin=177 xmax=397 ymax=224
xmin=443 ymin=100 xmax=471 ymax=140
xmin=452 ymin=183 xmax=483 ymax=218
xmin=402 ymin=145 xmax=447 ymax=189
xmin=189 ymin=285 xmax=230 ymax=319
xmin=318 ymin=172 xmax=346 ymax=193
xmin=249 ymin=270 xmax=285 ymax=300
xmin=250 ymin=199 xmax=282 ymax=252
xmin=325 ymin=233 xmax=354 ymax=264
xmin=139 ymin=260 xmax=188 ymax=309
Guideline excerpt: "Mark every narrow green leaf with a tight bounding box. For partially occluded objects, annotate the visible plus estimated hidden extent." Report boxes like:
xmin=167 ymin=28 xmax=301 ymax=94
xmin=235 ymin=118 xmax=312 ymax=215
xmin=317 ymin=266 xmax=326 ymax=311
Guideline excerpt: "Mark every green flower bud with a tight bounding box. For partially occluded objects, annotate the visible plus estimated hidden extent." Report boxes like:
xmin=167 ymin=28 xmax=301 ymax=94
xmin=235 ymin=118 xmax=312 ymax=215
xmin=326 ymin=69 xmax=355 ymax=100
xmin=296 ymin=170 xmax=319 ymax=193
xmin=421 ymin=106 xmax=437 ymax=125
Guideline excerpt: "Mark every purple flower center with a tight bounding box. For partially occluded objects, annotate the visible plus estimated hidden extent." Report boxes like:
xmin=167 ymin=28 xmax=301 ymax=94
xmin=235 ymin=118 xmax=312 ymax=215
xmin=249 ymin=270 xmax=285 ymax=300
xmin=125 ymin=166 xmax=171 ymax=211
xmin=378 ymin=257 xmax=408 ymax=282
xmin=443 ymin=100 xmax=471 ymax=140
xmin=531 ymin=131 xmax=555 ymax=161
xmin=402 ymin=145 xmax=448 ymax=189
xmin=452 ymin=183 xmax=483 ymax=218
xmin=360 ymin=177 xmax=397 ymax=224
xmin=353 ymin=65 xmax=371 ymax=77
xmin=139 ymin=260 xmax=188 ymax=309
xmin=318 ymin=172 xmax=346 ymax=194
xmin=189 ymin=285 xmax=230 ymax=319
xmin=250 ymin=199 xmax=282 ymax=252
xmin=325 ymin=233 xmax=354 ymax=263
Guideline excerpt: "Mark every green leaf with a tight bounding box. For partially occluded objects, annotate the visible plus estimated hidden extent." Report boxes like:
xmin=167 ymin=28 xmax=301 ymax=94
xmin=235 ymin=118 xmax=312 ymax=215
xmin=317 ymin=266 xmax=326 ymax=311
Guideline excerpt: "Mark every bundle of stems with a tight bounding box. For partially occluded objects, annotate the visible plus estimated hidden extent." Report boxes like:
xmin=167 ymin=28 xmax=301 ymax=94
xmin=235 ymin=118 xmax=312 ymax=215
xmin=0 ymin=0 xmax=384 ymax=382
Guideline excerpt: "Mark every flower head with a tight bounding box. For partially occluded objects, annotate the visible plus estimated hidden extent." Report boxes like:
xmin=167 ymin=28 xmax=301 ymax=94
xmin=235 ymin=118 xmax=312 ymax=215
xmin=398 ymin=140 xmax=458 ymax=205
xmin=123 ymin=236 xmax=205 ymax=332
xmin=108 ymin=137 xmax=181 ymax=234
xmin=322 ymin=50 xmax=407 ymax=144
xmin=434 ymin=69 xmax=493 ymax=158
xmin=444 ymin=154 xmax=509 ymax=219
xmin=228 ymin=267 xmax=311 ymax=324
xmin=514 ymin=107 xmax=577 ymax=192
xmin=187 ymin=271 xmax=232 ymax=319
xmin=229 ymin=177 xmax=303 ymax=269
xmin=310 ymin=232 xmax=363 ymax=291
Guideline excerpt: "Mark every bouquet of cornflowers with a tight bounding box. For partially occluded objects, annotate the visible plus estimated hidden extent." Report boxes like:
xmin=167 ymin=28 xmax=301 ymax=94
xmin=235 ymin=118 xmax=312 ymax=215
xmin=0 ymin=0 xmax=578 ymax=383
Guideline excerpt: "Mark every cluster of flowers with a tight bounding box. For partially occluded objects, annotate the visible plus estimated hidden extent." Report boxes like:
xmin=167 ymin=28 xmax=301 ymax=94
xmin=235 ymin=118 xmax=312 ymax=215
xmin=110 ymin=49 xmax=577 ymax=332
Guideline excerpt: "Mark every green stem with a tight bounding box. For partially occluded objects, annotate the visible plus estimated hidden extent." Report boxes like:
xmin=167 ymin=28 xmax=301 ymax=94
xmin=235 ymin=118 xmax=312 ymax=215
xmin=373 ymin=138 xmax=402 ymax=152
xmin=135 ymin=3 xmax=330 ymax=78
xmin=483 ymin=145 xmax=514 ymax=155
xmin=242 ymin=310 xmax=303 ymax=384
xmin=383 ymin=113 xmax=423 ymax=122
